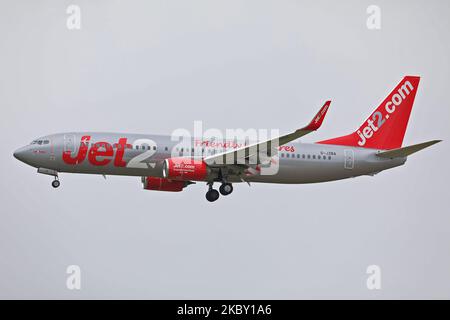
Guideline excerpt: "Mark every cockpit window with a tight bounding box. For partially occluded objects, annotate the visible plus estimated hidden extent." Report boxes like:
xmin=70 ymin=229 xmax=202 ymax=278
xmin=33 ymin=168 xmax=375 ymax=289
xmin=30 ymin=139 xmax=49 ymax=145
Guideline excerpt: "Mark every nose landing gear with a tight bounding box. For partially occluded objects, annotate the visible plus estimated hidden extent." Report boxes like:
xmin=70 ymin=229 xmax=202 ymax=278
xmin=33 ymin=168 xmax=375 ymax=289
xmin=37 ymin=168 xmax=60 ymax=189
xmin=51 ymin=178 xmax=60 ymax=188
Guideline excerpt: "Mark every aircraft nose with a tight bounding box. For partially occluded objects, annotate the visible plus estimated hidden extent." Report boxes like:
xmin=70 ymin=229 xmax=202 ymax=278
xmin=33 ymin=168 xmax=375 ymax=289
xmin=13 ymin=146 xmax=28 ymax=162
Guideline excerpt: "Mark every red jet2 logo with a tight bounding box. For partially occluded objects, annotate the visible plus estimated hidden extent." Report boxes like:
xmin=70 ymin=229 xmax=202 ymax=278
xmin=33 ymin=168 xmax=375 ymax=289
xmin=357 ymin=81 xmax=414 ymax=147
xmin=63 ymin=135 xmax=131 ymax=166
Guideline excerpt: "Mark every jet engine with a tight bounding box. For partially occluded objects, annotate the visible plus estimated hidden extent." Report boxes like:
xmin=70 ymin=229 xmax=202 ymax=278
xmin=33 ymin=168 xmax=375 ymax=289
xmin=142 ymin=176 xmax=190 ymax=192
xmin=163 ymin=157 xmax=208 ymax=181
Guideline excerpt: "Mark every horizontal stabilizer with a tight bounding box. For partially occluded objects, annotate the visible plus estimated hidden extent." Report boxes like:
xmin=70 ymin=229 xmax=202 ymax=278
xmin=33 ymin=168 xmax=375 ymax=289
xmin=376 ymin=140 xmax=442 ymax=159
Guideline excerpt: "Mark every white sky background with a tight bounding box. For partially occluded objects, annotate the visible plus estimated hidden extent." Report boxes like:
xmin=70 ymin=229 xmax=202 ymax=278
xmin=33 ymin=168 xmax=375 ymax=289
xmin=0 ymin=0 xmax=449 ymax=298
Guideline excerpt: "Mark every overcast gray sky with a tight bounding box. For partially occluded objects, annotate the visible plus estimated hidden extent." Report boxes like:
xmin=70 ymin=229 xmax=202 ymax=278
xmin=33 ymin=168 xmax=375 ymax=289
xmin=1 ymin=0 xmax=449 ymax=299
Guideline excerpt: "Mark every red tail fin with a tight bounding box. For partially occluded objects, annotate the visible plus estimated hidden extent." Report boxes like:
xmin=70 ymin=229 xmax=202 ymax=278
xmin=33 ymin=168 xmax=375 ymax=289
xmin=318 ymin=76 xmax=420 ymax=150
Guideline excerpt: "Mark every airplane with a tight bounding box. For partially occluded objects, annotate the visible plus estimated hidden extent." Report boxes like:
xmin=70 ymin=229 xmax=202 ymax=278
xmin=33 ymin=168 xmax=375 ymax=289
xmin=13 ymin=76 xmax=441 ymax=202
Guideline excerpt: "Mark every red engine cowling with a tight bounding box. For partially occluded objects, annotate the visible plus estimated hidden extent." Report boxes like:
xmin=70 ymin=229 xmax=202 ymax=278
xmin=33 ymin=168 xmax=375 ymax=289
xmin=163 ymin=157 xmax=208 ymax=181
xmin=142 ymin=177 xmax=186 ymax=192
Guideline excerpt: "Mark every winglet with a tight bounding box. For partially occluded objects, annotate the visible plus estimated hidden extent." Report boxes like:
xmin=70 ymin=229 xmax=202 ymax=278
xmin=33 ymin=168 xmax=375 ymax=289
xmin=303 ymin=100 xmax=331 ymax=131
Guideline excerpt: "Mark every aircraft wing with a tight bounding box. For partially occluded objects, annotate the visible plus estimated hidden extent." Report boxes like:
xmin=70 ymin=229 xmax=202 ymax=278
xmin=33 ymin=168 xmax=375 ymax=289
xmin=204 ymin=100 xmax=331 ymax=166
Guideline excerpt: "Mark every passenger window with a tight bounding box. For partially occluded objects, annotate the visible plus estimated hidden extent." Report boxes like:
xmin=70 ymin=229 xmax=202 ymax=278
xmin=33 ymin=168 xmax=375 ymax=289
xmin=135 ymin=145 xmax=139 ymax=150
xmin=302 ymin=154 xmax=305 ymax=159
xmin=153 ymin=146 xmax=156 ymax=150
xmin=165 ymin=147 xmax=168 ymax=151
xmin=313 ymin=155 xmax=316 ymax=159
xmin=318 ymin=155 xmax=321 ymax=160
xmin=281 ymin=153 xmax=284 ymax=158
xmin=328 ymin=156 xmax=331 ymax=160
xmin=307 ymin=155 xmax=310 ymax=159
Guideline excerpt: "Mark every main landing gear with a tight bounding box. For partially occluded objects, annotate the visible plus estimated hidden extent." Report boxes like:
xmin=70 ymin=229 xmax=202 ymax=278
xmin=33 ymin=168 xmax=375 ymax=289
xmin=205 ymin=182 xmax=233 ymax=202
xmin=205 ymin=183 xmax=220 ymax=202
xmin=219 ymin=183 xmax=233 ymax=196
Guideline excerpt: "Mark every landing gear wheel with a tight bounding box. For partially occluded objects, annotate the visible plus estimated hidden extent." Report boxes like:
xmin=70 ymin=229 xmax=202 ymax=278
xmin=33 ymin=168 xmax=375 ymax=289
xmin=219 ymin=183 xmax=233 ymax=196
xmin=52 ymin=179 xmax=60 ymax=188
xmin=206 ymin=189 xmax=220 ymax=202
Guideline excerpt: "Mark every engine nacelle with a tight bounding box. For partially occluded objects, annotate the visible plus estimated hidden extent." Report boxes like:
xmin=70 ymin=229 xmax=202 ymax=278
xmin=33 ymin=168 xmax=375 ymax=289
xmin=142 ymin=177 xmax=187 ymax=192
xmin=163 ymin=157 xmax=208 ymax=181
